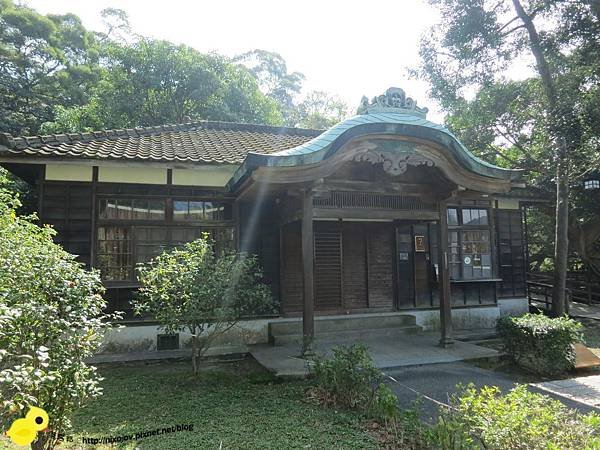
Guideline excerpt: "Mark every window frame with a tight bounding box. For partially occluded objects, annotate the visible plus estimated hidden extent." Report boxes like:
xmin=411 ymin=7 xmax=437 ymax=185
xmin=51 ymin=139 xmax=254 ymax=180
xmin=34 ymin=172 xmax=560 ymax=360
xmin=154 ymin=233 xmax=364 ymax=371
xmin=447 ymin=206 xmax=494 ymax=281
xmin=95 ymin=195 xmax=235 ymax=285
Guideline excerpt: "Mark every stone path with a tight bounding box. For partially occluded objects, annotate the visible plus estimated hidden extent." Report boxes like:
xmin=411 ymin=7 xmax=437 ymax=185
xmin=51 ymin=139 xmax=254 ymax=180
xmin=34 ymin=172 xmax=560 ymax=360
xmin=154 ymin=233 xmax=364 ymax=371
xmin=533 ymin=375 xmax=600 ymax=408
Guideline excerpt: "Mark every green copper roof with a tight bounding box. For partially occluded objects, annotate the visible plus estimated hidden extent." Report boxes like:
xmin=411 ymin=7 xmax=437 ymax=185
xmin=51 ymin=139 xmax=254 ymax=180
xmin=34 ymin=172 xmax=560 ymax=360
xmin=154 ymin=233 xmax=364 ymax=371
xmin=229 ymin=111 xmax=522 ymax=190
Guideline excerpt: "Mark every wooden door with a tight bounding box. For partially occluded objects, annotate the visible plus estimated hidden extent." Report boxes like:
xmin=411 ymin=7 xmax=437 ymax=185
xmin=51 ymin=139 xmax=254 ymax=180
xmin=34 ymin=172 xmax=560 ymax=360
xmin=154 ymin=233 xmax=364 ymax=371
xmin=342 ymin=222 xmax=368 ymax=309
xmin=314 ymin=222 xmax=343 ymax=310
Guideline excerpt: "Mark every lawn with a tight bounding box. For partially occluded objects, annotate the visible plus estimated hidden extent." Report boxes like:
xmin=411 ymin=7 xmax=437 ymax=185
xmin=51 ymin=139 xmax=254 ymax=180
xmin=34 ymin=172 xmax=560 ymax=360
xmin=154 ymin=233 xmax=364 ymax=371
xmin=2 ymin=357 xmax=377 ymax=450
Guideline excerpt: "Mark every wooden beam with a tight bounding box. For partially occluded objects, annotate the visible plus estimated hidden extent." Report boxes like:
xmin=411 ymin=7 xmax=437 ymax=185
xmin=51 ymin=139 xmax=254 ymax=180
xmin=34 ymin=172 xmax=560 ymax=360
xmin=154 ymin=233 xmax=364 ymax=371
xmin=437 ymin=199 xmax=453 ymax=347
xmin=302 ymin=188 xmax=315 ymax=355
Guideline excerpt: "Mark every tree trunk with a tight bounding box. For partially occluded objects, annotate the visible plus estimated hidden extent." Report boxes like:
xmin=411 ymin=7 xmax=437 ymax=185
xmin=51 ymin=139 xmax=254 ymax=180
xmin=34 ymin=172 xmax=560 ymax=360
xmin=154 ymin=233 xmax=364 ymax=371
xmin=552 ymin=144 xmax=569 ymax=316
xmin=190 ymin=327 xmax=198 ymax=375
xmin=512 ymin=0 xmax=570 ymax=315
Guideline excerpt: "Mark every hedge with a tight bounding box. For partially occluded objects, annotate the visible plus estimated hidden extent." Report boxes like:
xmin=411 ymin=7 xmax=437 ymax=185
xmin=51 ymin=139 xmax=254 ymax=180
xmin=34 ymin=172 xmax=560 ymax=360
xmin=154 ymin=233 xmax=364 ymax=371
xmin=497 ymin=313 xmax=583 ymax=376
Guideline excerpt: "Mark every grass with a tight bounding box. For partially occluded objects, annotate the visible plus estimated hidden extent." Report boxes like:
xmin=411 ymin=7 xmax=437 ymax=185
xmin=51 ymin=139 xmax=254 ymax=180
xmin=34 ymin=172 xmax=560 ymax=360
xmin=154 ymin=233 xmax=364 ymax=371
xmin=2 ymin=357 xmax=377 ymax=450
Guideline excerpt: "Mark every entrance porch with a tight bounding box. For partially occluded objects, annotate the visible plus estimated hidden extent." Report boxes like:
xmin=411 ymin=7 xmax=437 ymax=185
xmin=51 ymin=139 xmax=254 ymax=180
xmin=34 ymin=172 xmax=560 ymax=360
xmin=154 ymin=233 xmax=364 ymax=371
xmin=231 ymin=88 xmax=525 ymax=354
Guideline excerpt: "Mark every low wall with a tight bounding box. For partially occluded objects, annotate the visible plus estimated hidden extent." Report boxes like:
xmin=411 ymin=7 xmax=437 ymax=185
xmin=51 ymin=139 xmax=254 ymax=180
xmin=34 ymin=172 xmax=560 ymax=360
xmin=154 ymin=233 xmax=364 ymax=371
xmin=412 ymin=298 xmax=528 ymax=331
xmin=99 ymin=319 xmax=273 ymax=355
xmin=98 ymin=298 xmax=529 ymax=356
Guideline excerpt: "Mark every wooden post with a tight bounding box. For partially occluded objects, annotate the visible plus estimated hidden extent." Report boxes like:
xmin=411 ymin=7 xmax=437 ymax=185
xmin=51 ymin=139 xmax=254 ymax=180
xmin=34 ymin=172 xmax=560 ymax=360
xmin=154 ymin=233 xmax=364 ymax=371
xmin=302 ymin=189 xmax=315 ymax=355
xmin=89 ymin=166 xmax=98 ymax=269
xmin=437 ymin=199 xmax=453 ymax=347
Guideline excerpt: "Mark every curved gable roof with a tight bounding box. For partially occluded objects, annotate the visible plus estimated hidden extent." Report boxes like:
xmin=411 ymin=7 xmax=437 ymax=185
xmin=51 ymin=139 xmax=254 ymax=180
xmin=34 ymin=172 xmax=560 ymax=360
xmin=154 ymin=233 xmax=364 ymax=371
xmin=229 ymin=112 xmax=523 ymax=190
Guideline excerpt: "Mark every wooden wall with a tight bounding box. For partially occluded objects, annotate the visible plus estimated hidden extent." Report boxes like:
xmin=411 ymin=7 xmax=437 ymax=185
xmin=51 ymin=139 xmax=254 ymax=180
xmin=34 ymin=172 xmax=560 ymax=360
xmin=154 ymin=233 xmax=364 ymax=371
xmin=280 ymin=221 xmax=395 ymax=314
xmin=41 ymin=182 xmax=94 ymax=267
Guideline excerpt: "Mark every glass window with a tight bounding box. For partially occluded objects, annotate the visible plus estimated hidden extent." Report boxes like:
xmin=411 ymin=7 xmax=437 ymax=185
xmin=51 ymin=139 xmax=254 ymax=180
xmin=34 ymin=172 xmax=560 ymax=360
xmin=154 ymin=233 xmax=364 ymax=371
xmin=447 ymin=207 xmax=492 ymax=280
xmin=172 ymin=200 xmax=232 ymax=221
xmin=447 ymin=208 xmax=459 ymax=226
xmin=461 ymin=208 xmax=488 ymax=225
xmin=97 ymin=196 xmax=234 ymax=282
xmin=97 ymin=227 xmax=133 ymax=281
xmin=135 ymin=227 xmax=169 ymax=265
xmin=99 ymin=198 xmax=165 ymax=220
xmin=460 ymin=230 xmax=492 ymax=279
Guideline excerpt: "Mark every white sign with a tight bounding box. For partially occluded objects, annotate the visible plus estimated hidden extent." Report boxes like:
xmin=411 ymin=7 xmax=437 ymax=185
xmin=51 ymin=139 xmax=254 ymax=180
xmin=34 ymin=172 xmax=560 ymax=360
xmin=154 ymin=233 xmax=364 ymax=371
xmin=463 ymin=256 xmax=472 ymax=265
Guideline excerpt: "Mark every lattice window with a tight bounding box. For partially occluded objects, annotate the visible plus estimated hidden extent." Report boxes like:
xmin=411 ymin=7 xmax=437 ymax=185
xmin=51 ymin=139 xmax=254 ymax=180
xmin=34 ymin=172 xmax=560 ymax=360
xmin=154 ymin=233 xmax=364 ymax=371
xmin=313 ymin=191 xmax=432 ymax=210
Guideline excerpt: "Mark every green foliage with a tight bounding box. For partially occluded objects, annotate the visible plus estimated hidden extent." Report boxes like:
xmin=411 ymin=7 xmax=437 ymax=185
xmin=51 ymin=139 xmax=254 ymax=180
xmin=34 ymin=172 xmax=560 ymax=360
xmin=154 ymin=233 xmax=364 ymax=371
xmin=234 ymin=49 xmax=305 ymax=125
xmin=0 ymin=0 xmax=101 ymax=134
xmin=497 ymin=313 xmax=584 ymax=376
xmin=0 ymin=190 xmax=118 ymax=449
xmin=292 ymin=90 xmax=351 ymax=129
xmin=134 ymin=235 xmax=274 ymax=373
xmin=53 ymin=360 xmax=378 ymax=450
xmin=414 ymin=0 xmax=600 ymax=274
xmin=43 ymin=40 xmax=283 ymax=133
xmin=0 ymin=166 xmax=34 ymax=214
xmin=432 ymin=384 xmax=600 ymax=450
xmin=310 ymin=344 xmax=399 ymax=423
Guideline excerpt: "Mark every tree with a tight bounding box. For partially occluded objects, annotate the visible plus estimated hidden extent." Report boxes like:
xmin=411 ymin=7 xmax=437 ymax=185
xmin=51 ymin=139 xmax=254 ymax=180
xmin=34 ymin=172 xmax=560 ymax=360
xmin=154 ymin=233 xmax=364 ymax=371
xmin=0 ymin=0 xmax=101 ymax=134
xmin=0 ymin=191 xmax=119 ymax=450
xmin=234 ymin=49 xmax=305 ymax=125
xmin=415 ymin=0 xmax=600 ymax=316
xmin=293 ymin=90 xmax=351 ymax=129
xmin=42 ymin=40 xmax=283 ymax=133
xmin=134 ymin=236 xmax=274 ymax=374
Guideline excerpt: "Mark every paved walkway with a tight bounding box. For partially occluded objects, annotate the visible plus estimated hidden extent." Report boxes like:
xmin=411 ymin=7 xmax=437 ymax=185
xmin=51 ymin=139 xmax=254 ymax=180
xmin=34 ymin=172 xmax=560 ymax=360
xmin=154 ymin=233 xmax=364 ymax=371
xmin=570 ymin=302 xmax=600 ymax=320
xmin=250 ymin=333 xmax=499 ymax=378
xmin=533 ymin=375 xmax=600 ymax=408
xmin=384 ymin=363 xmax=599 ymax=422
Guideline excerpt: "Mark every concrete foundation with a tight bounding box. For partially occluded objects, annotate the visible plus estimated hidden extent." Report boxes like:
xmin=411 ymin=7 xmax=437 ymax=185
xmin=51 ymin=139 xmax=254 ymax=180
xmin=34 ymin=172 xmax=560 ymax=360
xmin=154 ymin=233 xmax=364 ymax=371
xmin=98 ymin=298 xmax=528 ymax=356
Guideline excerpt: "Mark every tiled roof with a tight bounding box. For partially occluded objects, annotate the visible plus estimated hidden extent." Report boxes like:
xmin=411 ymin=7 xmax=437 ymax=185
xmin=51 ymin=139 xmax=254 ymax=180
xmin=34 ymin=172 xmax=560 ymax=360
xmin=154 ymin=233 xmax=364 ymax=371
xmin=0 ymin=121 xmax=322 ymax=165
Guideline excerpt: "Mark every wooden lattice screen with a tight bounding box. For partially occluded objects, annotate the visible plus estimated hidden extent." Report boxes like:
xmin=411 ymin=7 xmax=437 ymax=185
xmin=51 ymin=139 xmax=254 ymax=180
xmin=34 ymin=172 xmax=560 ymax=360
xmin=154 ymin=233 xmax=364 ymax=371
xmin=313 ymin=191 xmax=434 ymax=210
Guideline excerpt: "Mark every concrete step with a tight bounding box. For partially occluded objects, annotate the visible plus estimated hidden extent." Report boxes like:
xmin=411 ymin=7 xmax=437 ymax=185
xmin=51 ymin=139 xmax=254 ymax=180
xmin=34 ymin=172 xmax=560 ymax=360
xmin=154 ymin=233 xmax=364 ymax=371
xmin=272 ymin=324 xmax=423 ymax=346
xmin=269 ymin=313 xmax=418 ymax=338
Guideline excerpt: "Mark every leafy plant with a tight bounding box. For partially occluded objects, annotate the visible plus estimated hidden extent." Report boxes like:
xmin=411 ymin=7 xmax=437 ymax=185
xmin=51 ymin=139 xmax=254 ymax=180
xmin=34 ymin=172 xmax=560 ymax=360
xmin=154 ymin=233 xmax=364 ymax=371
xmin=134 ymin=235 xmax=274 ymax=374
xmin=497 ymin=313 xmax=584 ymax=376
xmin=0 ymin=190 xmax=119 ymax=450
xmin=432 ymin=384 xmax=600 ymax=450
xmin=309 ymin=344 xmax=401 ymax=421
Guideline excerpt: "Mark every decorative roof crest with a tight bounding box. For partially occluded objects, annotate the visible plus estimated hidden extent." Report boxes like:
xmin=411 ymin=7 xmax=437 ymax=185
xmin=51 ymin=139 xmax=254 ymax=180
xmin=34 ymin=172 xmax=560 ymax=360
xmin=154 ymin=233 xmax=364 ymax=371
xmin=357 ymin=87 xmax=429 ymax=118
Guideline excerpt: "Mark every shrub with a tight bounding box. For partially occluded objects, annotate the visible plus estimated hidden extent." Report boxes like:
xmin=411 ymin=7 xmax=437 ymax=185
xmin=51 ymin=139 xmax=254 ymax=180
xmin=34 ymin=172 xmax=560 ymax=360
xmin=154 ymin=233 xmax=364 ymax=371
xmin=310 ymin=344 xmax=399 ymax=421
xmin=432 ymin=384 xmax=600 ymax=450
xmin=0 ymin=191 xmax=119 ymax=450
xmin=134 ymin=235 xmax=274 ymax=374
xmin=497 ymin=313 xmax=583 ymax=376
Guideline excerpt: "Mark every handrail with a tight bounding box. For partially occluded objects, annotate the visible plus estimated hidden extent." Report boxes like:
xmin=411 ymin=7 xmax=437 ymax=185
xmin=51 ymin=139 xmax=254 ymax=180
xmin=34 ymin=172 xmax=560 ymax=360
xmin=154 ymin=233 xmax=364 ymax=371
xmin=527 ymin=272 xmax=599 ymax=306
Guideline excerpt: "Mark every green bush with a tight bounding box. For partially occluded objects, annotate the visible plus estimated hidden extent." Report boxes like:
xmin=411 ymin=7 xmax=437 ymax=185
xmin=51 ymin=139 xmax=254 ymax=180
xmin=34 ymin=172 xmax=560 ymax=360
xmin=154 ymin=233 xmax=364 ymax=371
xmin=497 ymin=313 xmax=583 ymax=376
xmin=134 ymin=235 xmax=274 ymax=374
xmin=0 ymin=190 xmax=119 ymax=449
xmin=432 ymin=384 xmax=600 ymax=450
xmin=310 ymin=344 xmax=399 ymax=421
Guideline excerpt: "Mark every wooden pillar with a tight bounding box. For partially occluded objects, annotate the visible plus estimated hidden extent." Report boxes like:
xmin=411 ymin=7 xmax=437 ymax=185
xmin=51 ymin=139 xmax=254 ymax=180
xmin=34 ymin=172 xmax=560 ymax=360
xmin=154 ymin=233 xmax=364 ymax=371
xmin=437 ymin=199 xmax=453 ymax=347
xmin=302 ymin=189 xmax=315 ymax=355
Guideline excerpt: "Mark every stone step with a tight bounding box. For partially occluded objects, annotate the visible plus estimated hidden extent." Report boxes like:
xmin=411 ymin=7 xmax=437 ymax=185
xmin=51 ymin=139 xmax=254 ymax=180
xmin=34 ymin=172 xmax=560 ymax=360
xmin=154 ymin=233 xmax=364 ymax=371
xmin=269 ymin=313 xmax=418 ymax=338
xmin=271 ymin=324 xmax=423 ymax=346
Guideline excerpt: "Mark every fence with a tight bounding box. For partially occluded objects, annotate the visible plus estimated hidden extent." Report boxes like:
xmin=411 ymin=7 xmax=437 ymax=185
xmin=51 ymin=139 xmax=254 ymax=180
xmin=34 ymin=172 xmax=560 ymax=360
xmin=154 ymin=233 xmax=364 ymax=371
xmin=527 ymin=271 xmax=600 ymax=310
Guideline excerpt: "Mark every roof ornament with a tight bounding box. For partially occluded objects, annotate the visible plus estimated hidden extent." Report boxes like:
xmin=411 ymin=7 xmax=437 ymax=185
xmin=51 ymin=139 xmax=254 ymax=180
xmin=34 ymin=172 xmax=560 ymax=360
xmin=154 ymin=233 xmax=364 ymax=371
xmin=357 ymin=87 xmax=429 ymax=118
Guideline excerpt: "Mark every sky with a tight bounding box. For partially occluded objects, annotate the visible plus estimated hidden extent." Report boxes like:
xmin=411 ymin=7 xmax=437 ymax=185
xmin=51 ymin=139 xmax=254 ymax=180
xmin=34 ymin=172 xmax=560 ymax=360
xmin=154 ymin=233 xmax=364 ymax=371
xmin=24 ymin=0 xmax=531 ymax=124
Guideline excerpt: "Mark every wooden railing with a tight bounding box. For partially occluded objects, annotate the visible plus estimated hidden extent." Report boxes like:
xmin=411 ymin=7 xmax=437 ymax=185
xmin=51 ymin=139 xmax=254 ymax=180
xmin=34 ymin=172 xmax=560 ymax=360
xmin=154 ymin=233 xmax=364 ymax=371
xmin=527 ymin=271 xmax=600 ymax=309
xmin=526 ymin=279 xmax=571 ymax=312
